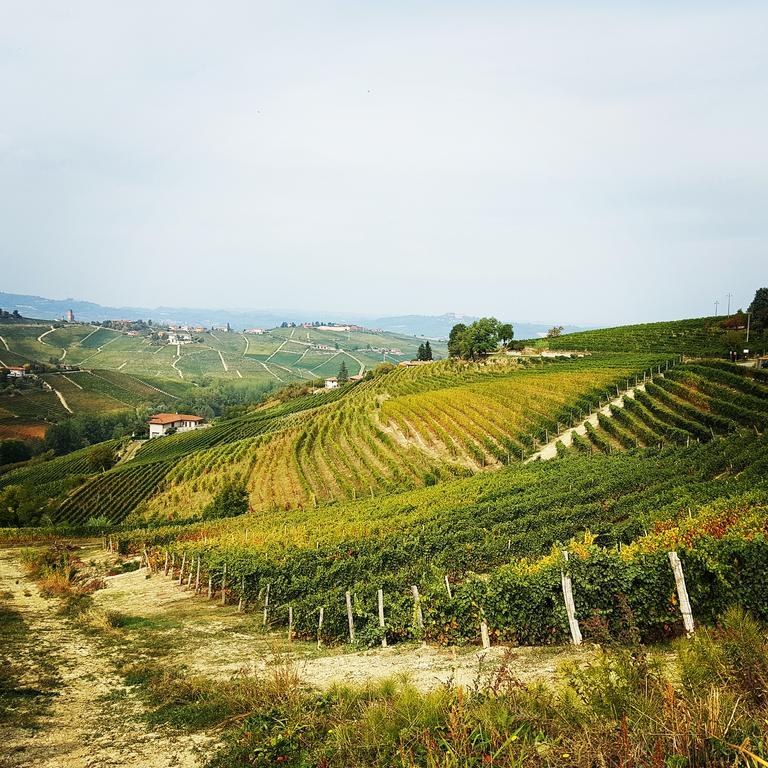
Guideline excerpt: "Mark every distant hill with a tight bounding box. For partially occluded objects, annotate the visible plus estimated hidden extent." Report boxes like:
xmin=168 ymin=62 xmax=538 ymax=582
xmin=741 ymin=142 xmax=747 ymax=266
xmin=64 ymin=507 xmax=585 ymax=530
xmin=528 ymin=315 xmax=767 ymax=357
xmin=0 ymin=292 xmax=587 ymax=341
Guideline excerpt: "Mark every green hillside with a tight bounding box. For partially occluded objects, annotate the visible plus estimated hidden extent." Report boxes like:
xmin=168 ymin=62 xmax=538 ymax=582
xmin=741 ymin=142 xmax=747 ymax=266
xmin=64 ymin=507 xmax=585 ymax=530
xmin=530 ymin=315 xmax=767 ymax=356
xmin=46 ymin=353 xmax=668 ymax=526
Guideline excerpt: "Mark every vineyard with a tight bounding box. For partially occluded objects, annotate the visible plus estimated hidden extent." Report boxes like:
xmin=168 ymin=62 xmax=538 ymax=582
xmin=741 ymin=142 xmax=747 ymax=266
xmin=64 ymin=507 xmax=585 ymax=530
xmin=562 ymin=360 xmax=768 ymax=455
xmin=125 ymin=354 xmax=667 ymax=524
xmin=531 ymin=315 xmax=768 ymax=356
xmin=117 ymin=429 xmax=768 ymax=645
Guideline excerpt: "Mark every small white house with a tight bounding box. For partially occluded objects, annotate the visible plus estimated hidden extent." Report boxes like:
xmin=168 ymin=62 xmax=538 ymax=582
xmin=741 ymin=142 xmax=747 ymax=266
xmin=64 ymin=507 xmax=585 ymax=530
xmin=148 ymin=413 xmax=204 ymax=438
xmin=245 ymin=328 xmax=266 ymax=335
xmin=5 ymin=366 xmax=28 ymax=378
xmin=324 ymin=377 xmax=339 ymax=389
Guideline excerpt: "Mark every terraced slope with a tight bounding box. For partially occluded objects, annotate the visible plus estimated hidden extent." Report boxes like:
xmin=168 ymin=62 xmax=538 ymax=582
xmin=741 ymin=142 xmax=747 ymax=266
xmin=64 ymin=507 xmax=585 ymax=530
xmin=566 ymin=360 xmax=768 ymax=455
xmin=530 ymin=315 xmax=767 ymax=356
xmin=52 ymin=354 xmax=665 ymax=525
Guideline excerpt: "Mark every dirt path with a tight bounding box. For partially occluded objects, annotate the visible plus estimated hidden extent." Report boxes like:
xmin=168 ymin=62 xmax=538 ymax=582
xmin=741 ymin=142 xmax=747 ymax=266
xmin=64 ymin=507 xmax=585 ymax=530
xmin=52 ymin=388 xmax=74 ymax=415
xmin=96 ymin=561 xmax=586 ymax=692
xmin=526 ymin=382 xmax=648 ymax=462
xmin=0 ymin=334 xmax=9 ymax=352
xmin=0 ymin=550 xmax=211 ymax=768
xmin=37 ymin=326 xmax=56 ymax=345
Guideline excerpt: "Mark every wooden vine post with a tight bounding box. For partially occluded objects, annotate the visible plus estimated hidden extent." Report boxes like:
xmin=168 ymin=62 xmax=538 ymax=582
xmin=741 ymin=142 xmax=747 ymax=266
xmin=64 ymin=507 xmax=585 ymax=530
xmin=480 ymin=620 xmax=491 ymax=650
xmin=377 ymin=588 xmax=387 ymax=648
xmin=263 ymin=583 xmax=270 ymax=626
xmin=345 ymin=591 xmax=355 ymax=643
xmin=163 ymin=551 xmax=169 ymax=575
xmin=317 ymin=607 xmax=324 ymax=648
xmin=668 ymin=551 xmax=695 ymax=636
xmin=444 ymin=575 xmax=452 ymax=599
xmin=178 ymin=553 xmax=186 ymax=586
xmin=207 ymin=575 xmax=213 ymax=600
xmin=411 ymin=585 xmax=424 ymax=630
xmin=561 ymin=551 xmax=582 ymax=646
xmin=221 ymin=563 xmax=227 ymax=606
xmin=194 ymin=557 xmax=201 ymax=594
xmin=288 ymin=606 xmax=293 ymax=641
xmin=238 ymin=576 xmax=245 ymax=613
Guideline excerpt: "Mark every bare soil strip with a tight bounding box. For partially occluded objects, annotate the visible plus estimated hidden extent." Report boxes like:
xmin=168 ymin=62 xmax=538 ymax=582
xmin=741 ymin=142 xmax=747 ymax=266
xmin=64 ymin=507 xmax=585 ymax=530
xmin=0 ymin=550 xmax=211 ymax=768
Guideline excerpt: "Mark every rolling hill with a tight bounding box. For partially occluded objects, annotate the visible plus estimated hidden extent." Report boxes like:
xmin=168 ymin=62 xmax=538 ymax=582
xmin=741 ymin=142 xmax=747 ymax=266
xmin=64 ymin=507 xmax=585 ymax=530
xmin=531 ymin=315 xmax=767 ymax=357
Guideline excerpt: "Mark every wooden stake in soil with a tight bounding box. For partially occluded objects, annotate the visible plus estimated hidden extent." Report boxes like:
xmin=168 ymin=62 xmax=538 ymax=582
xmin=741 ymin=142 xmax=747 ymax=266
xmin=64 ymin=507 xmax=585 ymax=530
xmin=178 ymin=553 xmax=186 ymax=586
xmin=207 ymin=575 xmax=213 ymax=600
xmin=480 ymin=620 xmax=491 ymax=650
xmin=170 ymin=553 xmax=175 ymax=577
xmin=221 ymin=563 xmax=227 ymax=606
xmin=345 ymin=591 xmax=355 ymax=643
xmin=262 ymin=583 xmax=270 ymax=626
xmin=560 ymin=551 xmax=582 ymax=646
xmin=194 ymin=557 xmax=201 ymax=594
xmin=411 ymin=585 xmax=424 ymax=629
xmin=143 ymin=548 xmax=152 ymax=574
xmin=444 ymin=575 xmax=453 ymax=600
xmin=288 ymin=606 xmax=293 ymax=641
xmin=317 ymin=607 xmax=324 ymax=648
xmin=163 ymin=551 xmax=169 ymax=575
xmin=668 ymin=551 xmax=695 ymax=636
xmin=238 ymin=576 xmax=245 ymax=613
xmin=377 ymin=588 xmax=387 ymax=648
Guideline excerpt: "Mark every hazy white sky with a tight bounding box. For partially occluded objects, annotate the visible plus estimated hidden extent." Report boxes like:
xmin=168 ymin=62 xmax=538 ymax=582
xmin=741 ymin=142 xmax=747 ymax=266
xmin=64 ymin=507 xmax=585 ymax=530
xmin=1 ymin=1 xmax=766 ymax=324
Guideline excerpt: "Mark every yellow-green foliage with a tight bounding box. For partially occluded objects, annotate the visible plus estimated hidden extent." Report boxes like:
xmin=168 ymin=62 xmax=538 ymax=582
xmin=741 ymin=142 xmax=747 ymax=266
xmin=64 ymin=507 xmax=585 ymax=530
xmin=140 ymin=355 xmax=655 ymax=521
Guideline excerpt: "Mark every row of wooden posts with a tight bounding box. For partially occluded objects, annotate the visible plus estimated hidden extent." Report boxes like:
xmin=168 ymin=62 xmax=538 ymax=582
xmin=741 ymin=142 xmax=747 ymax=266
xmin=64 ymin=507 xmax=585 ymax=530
xmin=147 ymin=546 xmax=696 ymax=649
xmin=529 ymin=361 xmax=677 ymax=454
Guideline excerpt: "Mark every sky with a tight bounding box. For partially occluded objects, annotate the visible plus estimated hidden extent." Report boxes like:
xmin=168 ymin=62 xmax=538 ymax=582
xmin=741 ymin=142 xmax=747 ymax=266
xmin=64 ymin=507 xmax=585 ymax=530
xmin=1 ymin=1 xmax=766 ymax=325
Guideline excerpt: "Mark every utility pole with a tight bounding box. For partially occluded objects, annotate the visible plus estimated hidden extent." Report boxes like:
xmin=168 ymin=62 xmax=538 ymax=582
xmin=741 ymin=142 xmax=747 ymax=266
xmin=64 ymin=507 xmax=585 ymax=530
xmin=714 ymin=300 xmax=719 ymax=317
xmin=726 ymin=292 xmax=732 ymax=315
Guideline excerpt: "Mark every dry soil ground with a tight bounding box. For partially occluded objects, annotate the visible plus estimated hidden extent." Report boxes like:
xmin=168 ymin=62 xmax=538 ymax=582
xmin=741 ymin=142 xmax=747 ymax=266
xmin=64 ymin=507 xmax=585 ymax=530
xmin=1 ymin=543 xmax=587 ymax=767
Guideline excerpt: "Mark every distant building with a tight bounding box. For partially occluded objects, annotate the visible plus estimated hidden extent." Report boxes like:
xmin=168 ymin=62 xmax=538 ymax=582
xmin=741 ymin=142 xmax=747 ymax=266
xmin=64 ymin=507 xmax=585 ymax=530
xmin=66 ymin=309 xmax=75 ymax=323
xmin=349 ymin=374 xmax=364 ymax=381
xmin=245 ymin=328 xmax=266 ymax=335
xmin=167 ymin=332 xmax=192 ymax=344
xmin=148 ymin=413 xmax=204 ymax=439
xmin=318 ymin=325 xmax=351 ymax=332
xmin=324 ymin=377 xmax=339 ymax=389
xmin=4 ymin=366 xmax=28 ymax=378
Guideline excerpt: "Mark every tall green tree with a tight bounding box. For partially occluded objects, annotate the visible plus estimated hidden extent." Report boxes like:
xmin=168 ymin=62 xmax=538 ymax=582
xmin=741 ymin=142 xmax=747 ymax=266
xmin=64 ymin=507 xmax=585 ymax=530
xmin=416 ymin=343 xmax=426 ymax=361
xmin=448 ymin=318 xmax=511 ymax=360
xmin=749 ymin=287 xmax=768 ymax=329
xmin=424 ymin=340 xmax=433 ymax=360
xmin=337 ymin=360 xmax=349 ymax=382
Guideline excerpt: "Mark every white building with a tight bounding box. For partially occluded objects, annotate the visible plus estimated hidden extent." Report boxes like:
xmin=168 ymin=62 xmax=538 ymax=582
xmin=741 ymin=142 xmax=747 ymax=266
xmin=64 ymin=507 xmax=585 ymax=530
xmin=148 ymin=413 xmax=204 ymax=438
xmin=245 ymin=328 xmax=266 ymax=335
xmin=167 ymin=332 xmax=192 ymax=344
xmin=324 ymin=377 xmax=339 ymax=389
xmin=5 ymin=366 xmax=28 ymax=378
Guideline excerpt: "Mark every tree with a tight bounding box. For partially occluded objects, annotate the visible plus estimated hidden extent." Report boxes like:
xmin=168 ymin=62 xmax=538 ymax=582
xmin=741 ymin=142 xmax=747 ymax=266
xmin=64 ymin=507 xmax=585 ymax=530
xmin=424 ymin=341 xmax=433 ymax=360
xmin=749 ymin=288 xmax=768 ymax=329
xmin=87 ymin=443 xmax=116 ymax=473
xmin=448 ymin=323 xmax=468 ymax=358
xmin=0 ymin=439 xmax=32 ymax=466
xmin=547 ymin=326 xmax=564 ymax=338
xmin=448 ymin=318 xmax=510 ymax=360
xmin=498 ymin=324 xmax=514 ymax=346
xmin=337 ymin=360 xmax=349 ymax=383
xmin=202 ymin=482 xmax=249 ymax=520
xmin=415 ymin=343 xmax=426 ymax=361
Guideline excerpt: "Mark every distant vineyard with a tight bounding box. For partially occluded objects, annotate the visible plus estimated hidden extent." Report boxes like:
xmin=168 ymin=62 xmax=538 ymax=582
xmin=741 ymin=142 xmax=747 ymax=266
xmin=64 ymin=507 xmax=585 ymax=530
xmin=531 ymin=316 xmax=767 ymax=357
